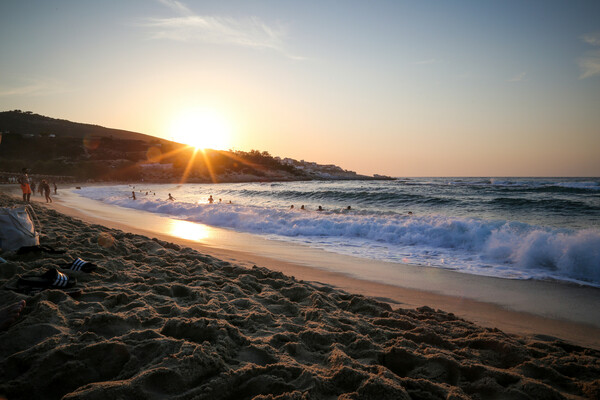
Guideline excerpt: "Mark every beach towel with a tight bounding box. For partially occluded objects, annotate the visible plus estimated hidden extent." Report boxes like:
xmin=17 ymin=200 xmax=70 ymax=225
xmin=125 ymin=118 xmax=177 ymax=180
xmin=0 ymin=205 xmax=40 ymax=253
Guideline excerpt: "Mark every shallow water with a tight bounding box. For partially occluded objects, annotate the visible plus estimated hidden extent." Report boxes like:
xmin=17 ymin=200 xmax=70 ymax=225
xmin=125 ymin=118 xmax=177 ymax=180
xmin=75 ymin=178 xmax=600 ymax=286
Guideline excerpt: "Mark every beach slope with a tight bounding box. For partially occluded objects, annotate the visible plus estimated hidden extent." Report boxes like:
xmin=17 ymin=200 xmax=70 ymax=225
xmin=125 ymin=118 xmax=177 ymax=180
xmin=1 ymin=195 xmax=599 ymax=399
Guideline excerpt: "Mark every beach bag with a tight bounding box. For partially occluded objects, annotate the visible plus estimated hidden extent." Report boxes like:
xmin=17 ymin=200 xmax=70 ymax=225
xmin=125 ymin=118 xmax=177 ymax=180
xmin=0 ymin=205 xmax=40 ymax=253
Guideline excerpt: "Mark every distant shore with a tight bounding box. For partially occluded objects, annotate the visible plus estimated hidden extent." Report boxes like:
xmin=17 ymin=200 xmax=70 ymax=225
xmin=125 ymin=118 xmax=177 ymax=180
xmin=0 ymin=171 xmax=396 ymax=187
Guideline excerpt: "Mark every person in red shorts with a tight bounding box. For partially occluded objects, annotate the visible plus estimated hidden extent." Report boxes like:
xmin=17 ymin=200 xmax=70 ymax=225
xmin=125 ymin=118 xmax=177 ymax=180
xmin=18 ymin=168 xmax=32 ymax=202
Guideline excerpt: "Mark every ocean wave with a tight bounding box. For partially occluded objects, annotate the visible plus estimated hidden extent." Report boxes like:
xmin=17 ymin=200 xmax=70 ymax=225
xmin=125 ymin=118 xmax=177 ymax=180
xmin=489 ymin=197 xmax=599 ymax=212
xmin=77 ymin=187 xmax=600 ymax=286
xmin=233 ymin=188 xmax=459 ymax=208
xmin=554 ymin=181 xmax=600 ymax=190
xmin=525 ymin=183 xmax=600 ymax=194
xmin=406 ymin=179 xmax=600 ymax=192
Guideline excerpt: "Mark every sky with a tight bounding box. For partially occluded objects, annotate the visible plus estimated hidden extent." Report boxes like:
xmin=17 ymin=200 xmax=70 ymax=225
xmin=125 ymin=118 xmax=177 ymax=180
xmin=1 ymin=0 xmax=599 ymax=177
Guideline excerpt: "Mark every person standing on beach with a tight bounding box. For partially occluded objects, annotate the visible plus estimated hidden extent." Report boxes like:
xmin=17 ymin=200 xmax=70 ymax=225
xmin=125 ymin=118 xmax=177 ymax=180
xmin=18 ymin=168 xmax=32 ymax=202
xmin=41 ymin=180 xmax=52 ymax=203
xmin=53 ymin=182 xmax=57 ymax=194
xmin=208 ymin=195 xmax=214 ymax=204
xmin=131 ymin=191 xmax=136 ymax=200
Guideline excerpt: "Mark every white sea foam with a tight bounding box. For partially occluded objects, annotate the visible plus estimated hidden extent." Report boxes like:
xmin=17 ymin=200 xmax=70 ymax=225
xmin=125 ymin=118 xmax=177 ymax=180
xmin=77 ymin=185 xmax=600 ymax=286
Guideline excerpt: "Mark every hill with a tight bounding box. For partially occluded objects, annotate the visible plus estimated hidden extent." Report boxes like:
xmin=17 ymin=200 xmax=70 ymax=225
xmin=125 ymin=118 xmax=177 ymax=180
xmin=0 ymin=110 xmax=155 ymax=142
xmin=0 ymin=111 xmax=391 ymax=183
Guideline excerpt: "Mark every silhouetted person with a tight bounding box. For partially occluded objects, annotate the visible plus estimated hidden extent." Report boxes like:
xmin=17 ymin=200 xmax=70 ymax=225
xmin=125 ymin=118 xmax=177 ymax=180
xmin=290 ymin=205 xmax=294 ymax=209
xmin=131 ymin=191 xmax=136 ymax=200
xmin=208 ymin=195 xmax=214 ymax=204
xmin=53 ymin=182 xmax=57 ymax=194
xmin=41 ymin=180 xmax=52 ymax=203
xmin=300 ymin=205 xmax=305 ymax=210
xmin=317 ymin=206 xmax=323 ymax=211
xmin=168 ymin=193 xmax=175 ymax=201
xmin=18 ymin=168 xmax=32 ymax=202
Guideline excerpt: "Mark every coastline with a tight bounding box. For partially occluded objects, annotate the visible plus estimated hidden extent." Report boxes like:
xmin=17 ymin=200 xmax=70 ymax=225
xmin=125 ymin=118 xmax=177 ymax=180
xmin=3 ymin=184 xmax=599 ymax=349
xmin=2 ymin=189 xmax=600 ymax=399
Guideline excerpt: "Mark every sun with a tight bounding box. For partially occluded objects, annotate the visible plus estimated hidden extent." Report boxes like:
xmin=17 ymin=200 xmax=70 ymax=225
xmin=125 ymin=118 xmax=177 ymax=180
xmin=170 ymin=109 xmax=231 ymax=150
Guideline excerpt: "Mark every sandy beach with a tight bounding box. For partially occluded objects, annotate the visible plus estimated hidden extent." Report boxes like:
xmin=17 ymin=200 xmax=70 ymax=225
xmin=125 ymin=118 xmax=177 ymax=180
xmin=1 ymin=190 xmax=600 ymax=399
xmin=26 ymin=186 xmax=600 ymax=348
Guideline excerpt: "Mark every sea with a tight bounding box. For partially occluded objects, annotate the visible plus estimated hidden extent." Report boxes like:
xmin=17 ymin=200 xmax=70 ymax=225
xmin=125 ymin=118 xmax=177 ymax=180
xmin=75 ymin=178 xmax=600 ymax=287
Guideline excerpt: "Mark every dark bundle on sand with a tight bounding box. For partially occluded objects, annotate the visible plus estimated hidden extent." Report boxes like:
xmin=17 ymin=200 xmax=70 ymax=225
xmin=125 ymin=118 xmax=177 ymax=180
xmin=0 ymin=194 xmax=599 ymax=399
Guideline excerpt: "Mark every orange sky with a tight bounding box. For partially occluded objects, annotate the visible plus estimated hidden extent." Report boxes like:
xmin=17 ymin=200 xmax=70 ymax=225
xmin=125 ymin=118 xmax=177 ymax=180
xmin=1 ymin=1 xmax=599 ymax=176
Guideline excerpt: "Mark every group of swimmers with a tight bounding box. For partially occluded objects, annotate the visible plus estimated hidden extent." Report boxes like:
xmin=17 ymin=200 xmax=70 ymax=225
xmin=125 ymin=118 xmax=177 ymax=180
xmin=130 ymin=191 xmax=232 ymax=205
xmin=128 ymin=190 xmax=357 ymax=212
xmin=206 ymin=195 xmax=231 ymax=204
xmin=290 ymin=205 xmax=351 ymax=211
xmin=129 ymin=189 xmax=158 ymax=200
xmin=126 ymin=188 xmax=363 ymax=213
xmin=207 ymin=195 xmax=232 ymax=204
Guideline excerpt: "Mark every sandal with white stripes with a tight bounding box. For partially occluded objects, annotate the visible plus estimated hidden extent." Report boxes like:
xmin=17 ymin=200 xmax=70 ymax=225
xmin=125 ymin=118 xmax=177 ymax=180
xmin=62 ymin=258 xmax=97 ymax=273
xmin=17 ymin=268 xmax=77 ymax=291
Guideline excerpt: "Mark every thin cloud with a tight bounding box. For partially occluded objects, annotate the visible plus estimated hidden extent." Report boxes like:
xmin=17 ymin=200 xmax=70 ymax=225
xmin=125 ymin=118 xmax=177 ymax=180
xmin=581 ymin=32 xmax=600 ymax=46
xmin=144 ymin=15 xmax=284 ymax=50
xmin=141 ymin=1 xmax=303 ymax=60
xmin=579 ymin=32 xmax=600 ymax=79
xmin=0 ymin=81 xmax=67 ymax=97
xmin=507 ymin=72 xmax=527 ymax=82
xmin=157 ymin=0 xmax=191 ymax=16
xmin=579 ymin=50 xmax=600 ymax=79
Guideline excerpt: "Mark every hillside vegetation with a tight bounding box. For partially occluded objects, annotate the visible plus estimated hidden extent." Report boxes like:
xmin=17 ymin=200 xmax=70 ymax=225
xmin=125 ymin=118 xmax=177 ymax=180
xmin=0 ymin=111 xmax=386 ymax=183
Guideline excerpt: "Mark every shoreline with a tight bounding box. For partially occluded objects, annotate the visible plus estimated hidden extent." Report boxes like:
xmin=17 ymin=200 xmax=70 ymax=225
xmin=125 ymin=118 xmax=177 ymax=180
xmin=3 ymin=184 xmax=599 ymax=349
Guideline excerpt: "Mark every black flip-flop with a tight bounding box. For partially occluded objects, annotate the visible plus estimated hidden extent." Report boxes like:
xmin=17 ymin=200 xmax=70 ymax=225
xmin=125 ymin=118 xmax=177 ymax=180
xmin=17 ymin=268 xmax=77 ymax=290
xmin=62 ymin=258 xmax=97 ymax=273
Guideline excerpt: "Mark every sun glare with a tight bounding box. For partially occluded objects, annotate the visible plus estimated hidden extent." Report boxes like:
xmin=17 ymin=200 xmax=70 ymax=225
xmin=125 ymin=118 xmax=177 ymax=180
xmin=170 ymin=109 xmax=231 ymax=150
xmin=168 ymin=219 xmax=211 ymax=242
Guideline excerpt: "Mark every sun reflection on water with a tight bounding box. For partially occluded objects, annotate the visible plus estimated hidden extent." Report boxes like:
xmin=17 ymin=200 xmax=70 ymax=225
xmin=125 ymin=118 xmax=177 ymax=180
xmin=168 ymin=219 xmax=210 ymax=242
